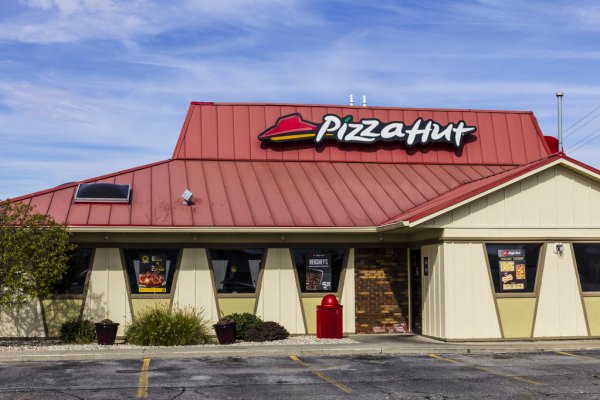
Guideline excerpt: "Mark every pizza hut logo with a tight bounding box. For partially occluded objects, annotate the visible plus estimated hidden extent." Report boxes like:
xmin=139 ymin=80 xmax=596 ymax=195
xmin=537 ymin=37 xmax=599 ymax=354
xmin=258 ymin=113 xmax=476 ymax=149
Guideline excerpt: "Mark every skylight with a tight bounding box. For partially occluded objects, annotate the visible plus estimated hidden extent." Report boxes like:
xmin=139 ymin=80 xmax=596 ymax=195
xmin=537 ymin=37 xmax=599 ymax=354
xmin=74 ymin=183 xmax=131 ymax=203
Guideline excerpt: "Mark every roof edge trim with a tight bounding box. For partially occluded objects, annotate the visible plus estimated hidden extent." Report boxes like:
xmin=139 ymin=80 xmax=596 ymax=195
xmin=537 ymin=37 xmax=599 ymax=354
xmin=189 ymin=101 xmax=535 ymax=114
xmin=67 ymin=226 xmax=379 ymax=233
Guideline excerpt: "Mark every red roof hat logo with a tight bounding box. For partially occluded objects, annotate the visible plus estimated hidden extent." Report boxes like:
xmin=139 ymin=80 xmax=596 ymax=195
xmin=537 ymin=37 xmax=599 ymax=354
xmin=258 ymin=113 xmax=319 ymax=142
xmin=259 ymin=112 xmax=477 ymax=149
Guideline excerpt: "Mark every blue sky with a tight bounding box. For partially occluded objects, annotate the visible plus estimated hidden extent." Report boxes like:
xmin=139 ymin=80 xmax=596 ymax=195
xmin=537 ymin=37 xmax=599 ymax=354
xmin=1 ymin=0 xmax=600 ymax=199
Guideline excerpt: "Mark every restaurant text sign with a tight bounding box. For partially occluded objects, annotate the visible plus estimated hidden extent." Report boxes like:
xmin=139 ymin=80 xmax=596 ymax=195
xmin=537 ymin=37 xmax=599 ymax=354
xmin=258 ymin=113 xmax=477 ymax=150
xmin=498 ymin=249 xmax=526 ymax=291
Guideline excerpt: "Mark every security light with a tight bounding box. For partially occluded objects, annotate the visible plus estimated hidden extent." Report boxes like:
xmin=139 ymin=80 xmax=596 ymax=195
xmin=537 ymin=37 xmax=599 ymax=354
xmin=181 ymin=189 xmax=193 ymax=205
xmin=555 ymin=243 xmax=564 ymax=257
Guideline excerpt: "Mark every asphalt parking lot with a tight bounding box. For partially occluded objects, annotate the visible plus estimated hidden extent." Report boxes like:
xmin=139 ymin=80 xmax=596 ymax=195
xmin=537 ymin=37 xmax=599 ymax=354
xmin=1 ymin=351 xmax=599 ymax=399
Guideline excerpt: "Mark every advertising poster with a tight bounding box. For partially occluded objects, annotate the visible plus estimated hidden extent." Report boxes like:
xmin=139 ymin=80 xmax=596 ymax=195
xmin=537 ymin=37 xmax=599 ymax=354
xmin=306 ymin=253 xmax=332 ymax=291
xmin=498 ymin=249 xmax=526 ymax=291
xmin=138 ymin=253 xmax=167 ymax=293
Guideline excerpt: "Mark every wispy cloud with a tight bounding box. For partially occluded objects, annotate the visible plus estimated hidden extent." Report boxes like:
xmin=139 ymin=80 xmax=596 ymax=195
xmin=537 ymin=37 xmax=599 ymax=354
xmin=1 ymin=0 xmax=600 ymax=198
xmin=2 ymin=0 xmax=314 ymax=44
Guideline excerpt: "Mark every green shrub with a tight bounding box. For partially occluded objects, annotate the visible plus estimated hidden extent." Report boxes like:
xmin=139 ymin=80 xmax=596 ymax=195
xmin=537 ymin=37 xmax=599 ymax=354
xmin=124 ymin=306 xmax=211 ymax=346
xmin=59 ymin=317 xmax=96 ymax=344
xmin=222 ymin=312 xmax=262 ymax=340
xmin=243 ymin=321 xmax=289 ymax=342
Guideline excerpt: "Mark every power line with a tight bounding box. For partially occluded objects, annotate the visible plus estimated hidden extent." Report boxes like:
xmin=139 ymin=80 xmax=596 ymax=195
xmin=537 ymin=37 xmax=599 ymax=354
xmin=569 ymin=136 xmax=600 ymax=154
xmin=565 ymin=105 xmax=600 ymax=132
xmin=564 ymin=106 xmax=600 ymax=139
xmin=567 ymin=127 xmax=600 ymax=153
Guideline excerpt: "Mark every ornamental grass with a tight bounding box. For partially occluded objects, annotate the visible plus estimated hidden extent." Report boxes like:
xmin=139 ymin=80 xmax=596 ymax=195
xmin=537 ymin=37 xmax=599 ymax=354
xmin=124 ymin=306 xmax=210 ymax=346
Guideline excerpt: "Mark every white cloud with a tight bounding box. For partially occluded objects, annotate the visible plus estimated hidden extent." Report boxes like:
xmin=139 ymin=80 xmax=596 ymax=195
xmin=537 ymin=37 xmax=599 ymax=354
xmin=3 ymin=0 xmax=313 ymax=44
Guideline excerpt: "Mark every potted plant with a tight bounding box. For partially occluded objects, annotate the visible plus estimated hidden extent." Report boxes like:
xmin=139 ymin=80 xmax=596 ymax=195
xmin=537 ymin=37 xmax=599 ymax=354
xmin=95 ymin=318 xmax=120 ymax=345
xmin=213 ymin=318 xmax=236 ymax=345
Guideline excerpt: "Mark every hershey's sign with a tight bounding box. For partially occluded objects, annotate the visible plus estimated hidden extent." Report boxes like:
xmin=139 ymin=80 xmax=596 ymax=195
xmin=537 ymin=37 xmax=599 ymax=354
xmin=258 ymin=113 xmax=477 ymax=150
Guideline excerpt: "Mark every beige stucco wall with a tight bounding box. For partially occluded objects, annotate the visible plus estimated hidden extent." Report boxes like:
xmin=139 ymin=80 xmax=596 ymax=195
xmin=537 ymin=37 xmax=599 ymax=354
xmin=428 ymin=166 xmax=600 ymax=229
xmin=415 ymin=165 xmax=600 ymax=339
xmin=42 ymin=299 xmax=83 ymax=337
xmin=84 ymin=248 xmax=132 ymax=336
xmin=442 ymin=242 xmax=502 ymax=339
xmin=421 ymin=244 xmax=445 ymax=338
xmin=340 ymin=248 xmax=356 ymax=334
xmin=255 ymin=248 xmax=305 ymax=334
xmin=533 ymin=243 xmax=588 ymax=337
xmin=172 ymin=248 xmax=219 ymax=324
xmin=0 ymin=299 xmax=45 ymax=337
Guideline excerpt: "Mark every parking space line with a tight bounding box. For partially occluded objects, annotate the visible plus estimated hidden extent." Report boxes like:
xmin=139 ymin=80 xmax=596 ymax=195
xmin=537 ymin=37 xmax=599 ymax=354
xmin=473 ymin=366 xmax=543 ymax=386
xmin=290 ymin=355 xmax=352 ymax=394
xmin=555 ymin=351 xmax=597 ymax=360
xmin=429 ymin=354 xmax=543 ymax=386
xmin=428 ymin=353 xmax=459 ymax=364
xmin=137 ymin=358 xmax=151 ymax=398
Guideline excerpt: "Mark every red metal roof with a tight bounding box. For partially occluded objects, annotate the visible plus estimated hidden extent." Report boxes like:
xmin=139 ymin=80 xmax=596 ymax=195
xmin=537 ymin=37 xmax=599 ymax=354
xmin=172 ymin=102 xmax=551 ymax=165
xmin=16 ymin=160 xmax=518 ymax=228
xmin=11 ymin=102 xmax=566 ymax=229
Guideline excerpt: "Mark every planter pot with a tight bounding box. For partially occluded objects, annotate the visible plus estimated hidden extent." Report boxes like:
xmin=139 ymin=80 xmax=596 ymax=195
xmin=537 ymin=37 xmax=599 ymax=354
xmin=213 ymin=322 xmax=236 ymax=345
xmin=95 ymin=323 xmax=119 ymax=345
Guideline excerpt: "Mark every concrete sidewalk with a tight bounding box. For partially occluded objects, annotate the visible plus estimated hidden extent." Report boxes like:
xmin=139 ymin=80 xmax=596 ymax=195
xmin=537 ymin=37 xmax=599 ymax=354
xmin=3 ymin=334 xmax=600 ymax=362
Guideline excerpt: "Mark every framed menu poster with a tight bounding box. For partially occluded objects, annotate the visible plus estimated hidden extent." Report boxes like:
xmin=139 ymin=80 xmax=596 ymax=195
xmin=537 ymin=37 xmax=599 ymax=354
xmin=138 ymin=253 xmax=168 ymax=293
xmin=498 ymin=249 xmax=526 ymax=291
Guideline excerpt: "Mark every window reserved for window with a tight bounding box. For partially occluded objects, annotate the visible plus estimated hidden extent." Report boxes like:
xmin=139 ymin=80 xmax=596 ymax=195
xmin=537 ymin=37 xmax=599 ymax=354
xmin=209 ymin=249 xmax=265 ymax=294
xmin=573 ymin=244 xmax=600 ymax=292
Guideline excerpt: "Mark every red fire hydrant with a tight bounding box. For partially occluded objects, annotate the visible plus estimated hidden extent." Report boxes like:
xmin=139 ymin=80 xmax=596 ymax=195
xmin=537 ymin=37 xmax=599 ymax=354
xmin=316 ymin=294 xmax=343 ymax=339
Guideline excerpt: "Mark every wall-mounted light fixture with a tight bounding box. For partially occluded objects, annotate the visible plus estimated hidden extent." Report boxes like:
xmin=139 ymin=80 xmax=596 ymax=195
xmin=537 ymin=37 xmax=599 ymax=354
xmin=555 ymin=243 xmax=564 ymax=258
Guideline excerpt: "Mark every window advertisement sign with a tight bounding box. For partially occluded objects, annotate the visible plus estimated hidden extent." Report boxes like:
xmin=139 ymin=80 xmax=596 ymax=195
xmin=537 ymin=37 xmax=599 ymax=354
xmin=137 ymin=253 xmax=168 ymax=293
xmin=498 ymin=249 xmax=526 ymax=291
xmin=306 ymin=253 xmax=332 ymax=291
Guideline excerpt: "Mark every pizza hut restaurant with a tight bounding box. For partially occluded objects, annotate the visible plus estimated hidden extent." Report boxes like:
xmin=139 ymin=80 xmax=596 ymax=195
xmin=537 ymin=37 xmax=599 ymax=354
xmin=4 ymin=101 xmax=600 ymax=341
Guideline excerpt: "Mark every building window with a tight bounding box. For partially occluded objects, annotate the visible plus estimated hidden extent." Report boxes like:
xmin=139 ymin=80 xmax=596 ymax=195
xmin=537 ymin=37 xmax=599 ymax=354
xmin=123 ymin=248 xmax=180 ymax=294
xmin=485 ymin=243 xmax=542 ymax=293
xmin=51 ymin=247 xmax=94 ymax=295
xmin=573 ymin=244 xmax=600 ymax=292
xmin=292 ymin=248 xmax=346 ymax=293
xmin=209 ymin=249 xmax=265 ymax=294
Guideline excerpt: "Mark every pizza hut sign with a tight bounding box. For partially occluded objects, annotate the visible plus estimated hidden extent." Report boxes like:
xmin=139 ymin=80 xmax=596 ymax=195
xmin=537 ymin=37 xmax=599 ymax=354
xmin=258 ymin=113 xmax=477 ymax=150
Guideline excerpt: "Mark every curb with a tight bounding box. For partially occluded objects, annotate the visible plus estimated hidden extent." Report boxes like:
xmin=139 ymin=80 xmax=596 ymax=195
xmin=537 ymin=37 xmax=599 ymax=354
xmin=2 ymin=343 xmax=600 ymax=362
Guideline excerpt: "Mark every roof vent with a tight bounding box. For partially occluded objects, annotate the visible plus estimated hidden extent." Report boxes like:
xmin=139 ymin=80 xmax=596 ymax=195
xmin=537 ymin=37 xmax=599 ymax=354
xmin=74 ymin=183 xmax=131 ymax=203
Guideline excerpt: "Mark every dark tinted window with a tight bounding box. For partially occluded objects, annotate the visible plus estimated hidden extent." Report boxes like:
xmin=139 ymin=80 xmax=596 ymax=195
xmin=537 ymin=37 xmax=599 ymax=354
xmin=51 ymin=247 xmax=93 ymax=295
xmin=573 ymin=244 xmax=600 ymax=292
xmin=74 ymin=183 xmax=131 ymax=203
xmin=123 ymin=249 xmax=180 ymax=294
xmin=292 ymin=248 xmax=346 ymax=292
xmin=486 ymin=243 xmax=542 ymax=293
xmin=209 ymin=249 xmax=264 ymax=294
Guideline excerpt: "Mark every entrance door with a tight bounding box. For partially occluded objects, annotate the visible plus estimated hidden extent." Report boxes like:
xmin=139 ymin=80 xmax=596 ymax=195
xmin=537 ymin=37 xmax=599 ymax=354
xmin=409 ymin=249 xmax=422 ymax=334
